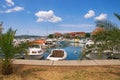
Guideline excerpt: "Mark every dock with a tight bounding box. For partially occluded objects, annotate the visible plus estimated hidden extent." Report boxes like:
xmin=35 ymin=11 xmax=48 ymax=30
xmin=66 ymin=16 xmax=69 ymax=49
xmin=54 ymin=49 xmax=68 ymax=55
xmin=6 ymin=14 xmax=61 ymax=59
xmin=13 ymin=59 xmax=120 ymax=66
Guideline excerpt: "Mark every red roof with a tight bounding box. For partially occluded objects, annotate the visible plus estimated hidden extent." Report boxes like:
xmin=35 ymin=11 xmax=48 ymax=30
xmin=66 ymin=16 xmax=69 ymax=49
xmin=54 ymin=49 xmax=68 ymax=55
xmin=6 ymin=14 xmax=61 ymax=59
xmin=33 ymin=39 xmax=45 ymax=44
xmin=54 ymin=32 xmax=62 ymax=36
xmin=67 ymin=32 xmax=85 ymax=36
xmin=92 ymin=27 xmax=104 ymax=35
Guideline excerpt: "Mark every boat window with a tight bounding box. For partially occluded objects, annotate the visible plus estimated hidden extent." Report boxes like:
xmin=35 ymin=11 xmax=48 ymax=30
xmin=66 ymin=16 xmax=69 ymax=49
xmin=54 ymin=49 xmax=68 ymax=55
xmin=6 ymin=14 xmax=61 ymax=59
xmin=30 ymin=45 xmax=40 ymax=48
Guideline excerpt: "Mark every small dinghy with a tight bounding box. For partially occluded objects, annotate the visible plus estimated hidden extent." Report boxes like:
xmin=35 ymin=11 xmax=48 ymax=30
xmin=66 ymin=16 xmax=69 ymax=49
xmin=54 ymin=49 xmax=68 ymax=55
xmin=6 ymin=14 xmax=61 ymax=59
xmin=47 ymin=49 xmax=67 ymax=60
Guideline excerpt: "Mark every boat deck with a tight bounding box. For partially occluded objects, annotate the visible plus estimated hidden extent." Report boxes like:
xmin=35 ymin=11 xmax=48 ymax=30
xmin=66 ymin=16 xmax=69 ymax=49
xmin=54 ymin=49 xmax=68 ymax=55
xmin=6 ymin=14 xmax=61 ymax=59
xmin=13 ymin=59 xmax=120 ymax=66
xmin=50 ymin=50 xmax=64 ymax=57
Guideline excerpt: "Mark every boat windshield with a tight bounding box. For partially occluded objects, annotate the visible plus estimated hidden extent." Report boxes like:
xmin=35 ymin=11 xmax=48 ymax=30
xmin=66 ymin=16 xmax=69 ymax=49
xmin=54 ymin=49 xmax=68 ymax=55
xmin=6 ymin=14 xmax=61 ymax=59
xmin=30 ymin=45 xmax=40 ymax=48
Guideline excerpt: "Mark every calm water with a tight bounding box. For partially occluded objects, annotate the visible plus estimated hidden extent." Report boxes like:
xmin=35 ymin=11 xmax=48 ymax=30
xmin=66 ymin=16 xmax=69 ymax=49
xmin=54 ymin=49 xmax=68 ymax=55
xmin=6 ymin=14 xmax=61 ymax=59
xmin=0 ymin=42 xmax=82 ymax=60
xmin=43 ymin=43 xmax=82 ymax=60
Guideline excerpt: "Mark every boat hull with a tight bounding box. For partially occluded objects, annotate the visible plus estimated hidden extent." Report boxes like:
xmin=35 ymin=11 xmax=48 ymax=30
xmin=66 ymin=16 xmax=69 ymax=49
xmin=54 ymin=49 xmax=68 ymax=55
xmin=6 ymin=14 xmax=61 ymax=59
xmin=47 ymin=49 xmax=67 ymax=60
xmin=24 ymin=55 xmax=43 ymax=60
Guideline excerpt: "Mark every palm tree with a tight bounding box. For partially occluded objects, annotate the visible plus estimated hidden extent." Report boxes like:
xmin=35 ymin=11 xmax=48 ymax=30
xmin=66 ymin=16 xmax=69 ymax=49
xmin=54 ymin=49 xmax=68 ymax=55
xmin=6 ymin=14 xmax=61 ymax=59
xmin=81 ymin=20 xmax=120 ymax=60
xmin=92 ymin=20 xmax=120 ymax=59
xmin=0 ymin=28 xmax=29 ymax=75
xmin=95 ymin=20 xmax=119 ymax=30
xmin=0 ymin=21 xmax=3 ymax=34
xmin=114 ymin=13 xmax=120 ymax=20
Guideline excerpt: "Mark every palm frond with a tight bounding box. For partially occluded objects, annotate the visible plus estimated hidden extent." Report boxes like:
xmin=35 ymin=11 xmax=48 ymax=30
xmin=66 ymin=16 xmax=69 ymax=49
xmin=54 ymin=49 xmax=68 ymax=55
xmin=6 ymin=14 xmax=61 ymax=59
xmin=114 ymin=13 xmax=120 ymax=20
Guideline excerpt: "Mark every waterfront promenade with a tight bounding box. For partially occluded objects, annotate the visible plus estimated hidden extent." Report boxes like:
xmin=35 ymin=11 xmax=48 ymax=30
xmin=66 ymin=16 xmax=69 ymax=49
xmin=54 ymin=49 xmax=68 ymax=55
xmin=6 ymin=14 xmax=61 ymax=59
xmin=13 ymin=59 xmax=120 ymax=66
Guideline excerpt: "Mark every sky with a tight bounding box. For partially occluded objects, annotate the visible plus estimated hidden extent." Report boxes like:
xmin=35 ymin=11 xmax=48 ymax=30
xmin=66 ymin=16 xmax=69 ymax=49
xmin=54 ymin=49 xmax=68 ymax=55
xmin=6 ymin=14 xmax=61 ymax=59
xmin=0 ymin=0 xmax=120 ymax=36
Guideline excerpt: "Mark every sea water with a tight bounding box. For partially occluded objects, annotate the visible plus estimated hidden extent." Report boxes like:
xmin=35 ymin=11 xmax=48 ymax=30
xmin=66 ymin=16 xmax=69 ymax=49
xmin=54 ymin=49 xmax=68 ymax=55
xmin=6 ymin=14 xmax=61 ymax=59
xmin=43 ymin=43 xmax=82 ymax=60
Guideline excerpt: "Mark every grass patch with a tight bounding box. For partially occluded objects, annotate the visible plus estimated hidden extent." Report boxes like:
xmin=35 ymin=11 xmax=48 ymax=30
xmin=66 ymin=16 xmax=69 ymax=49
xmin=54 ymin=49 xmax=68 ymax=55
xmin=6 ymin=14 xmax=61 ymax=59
xmin=62 ymin=67 xmax=120 ymax=80
xmin=0 ymin=65 xmax=120 ymax=80
xmin=22 ymin=68 xmax=47 ymax=75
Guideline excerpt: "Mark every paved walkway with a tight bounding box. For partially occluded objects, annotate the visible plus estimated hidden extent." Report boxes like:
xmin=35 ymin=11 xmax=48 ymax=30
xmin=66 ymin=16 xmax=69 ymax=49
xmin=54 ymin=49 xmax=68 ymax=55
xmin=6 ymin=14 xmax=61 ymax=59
xmin=13 ymin=59 xmax=120 ymax=66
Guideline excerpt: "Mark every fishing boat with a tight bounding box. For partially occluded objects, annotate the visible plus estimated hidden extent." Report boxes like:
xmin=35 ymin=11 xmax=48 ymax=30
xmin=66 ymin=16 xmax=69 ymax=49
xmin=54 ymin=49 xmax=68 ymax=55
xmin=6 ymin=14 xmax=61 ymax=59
xmin=47 ymin=49 xmax=67 ymax=60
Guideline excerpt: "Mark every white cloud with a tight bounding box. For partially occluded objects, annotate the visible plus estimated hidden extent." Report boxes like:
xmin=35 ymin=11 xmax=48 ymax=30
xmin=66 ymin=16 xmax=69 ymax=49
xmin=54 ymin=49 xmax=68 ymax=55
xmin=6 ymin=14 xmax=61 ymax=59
xmin=5 ymin=6 xmax=24 ymax=13
xmin=1 ymin=1 xmax=24 ymax=13
xmin=5 ymin=0 xmax=14 ymax=6
xmin=35 ymin=10 xmax=62 ymax=23
xmin=84 ymin=10 xmax=95 ymax=18
xmin=94 ymin=13 xmax=107 ymax=21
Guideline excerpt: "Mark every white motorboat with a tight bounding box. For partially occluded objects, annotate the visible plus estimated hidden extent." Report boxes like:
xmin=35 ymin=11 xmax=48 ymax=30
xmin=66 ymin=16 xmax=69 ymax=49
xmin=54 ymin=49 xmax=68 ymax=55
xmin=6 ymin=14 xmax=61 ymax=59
xmin=47 ymin=49 xmax=67 ymax=60
xmin=85 ymin=40 xmax=94 ymax=47
xmin=25 ymin=44 xmax=44 ymax=59
xmin=79 ymin=39 xmax=86 ymax=44
xmin=45 ymin=39 xmax=53 ymax=45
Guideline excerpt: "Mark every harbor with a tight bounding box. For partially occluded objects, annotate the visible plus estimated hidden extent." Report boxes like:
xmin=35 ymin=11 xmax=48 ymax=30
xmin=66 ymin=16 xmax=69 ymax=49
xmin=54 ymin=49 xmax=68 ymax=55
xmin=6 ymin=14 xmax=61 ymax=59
xmin=0 ymin=0 xmax=120 ymax=79
xmin=12 ymin=38 xmax=120 ymax=60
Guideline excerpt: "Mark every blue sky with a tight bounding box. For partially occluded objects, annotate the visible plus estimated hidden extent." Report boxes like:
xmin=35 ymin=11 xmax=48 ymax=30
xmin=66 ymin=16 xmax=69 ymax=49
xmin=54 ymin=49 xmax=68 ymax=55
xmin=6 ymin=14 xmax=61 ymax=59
xmin=0 ymin=0 xmax=120 ymax=36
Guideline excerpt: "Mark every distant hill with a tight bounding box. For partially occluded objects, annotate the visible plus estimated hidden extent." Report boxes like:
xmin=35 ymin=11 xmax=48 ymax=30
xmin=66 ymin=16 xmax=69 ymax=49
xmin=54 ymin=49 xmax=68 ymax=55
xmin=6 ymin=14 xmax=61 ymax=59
xmin=15 ymin=35 xmax=45 ymax=39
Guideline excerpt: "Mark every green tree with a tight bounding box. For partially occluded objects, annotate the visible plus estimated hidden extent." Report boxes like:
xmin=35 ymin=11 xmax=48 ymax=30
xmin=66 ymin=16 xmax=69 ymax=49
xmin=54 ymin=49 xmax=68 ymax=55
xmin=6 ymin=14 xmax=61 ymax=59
xmin=85 ymin=33 xmax=91 ymax=38
xmin=48 ymin=34 xmax=53 ymax=38
xmin=0 ymin=28 xmax=29 ymax=75
xmin=63 ymin=33 xmax=70 ymax=39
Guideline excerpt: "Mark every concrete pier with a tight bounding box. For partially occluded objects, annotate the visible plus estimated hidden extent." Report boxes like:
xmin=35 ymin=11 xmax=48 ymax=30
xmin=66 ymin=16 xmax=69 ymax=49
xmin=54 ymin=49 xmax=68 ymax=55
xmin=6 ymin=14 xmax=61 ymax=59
xmin=13 ymin=59 xmax=120 ymax=66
